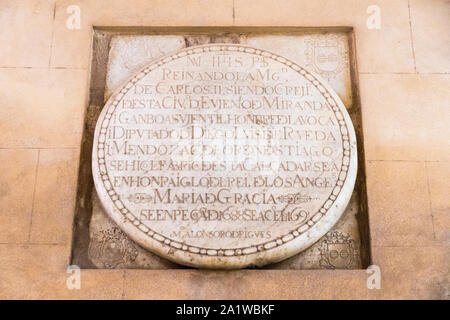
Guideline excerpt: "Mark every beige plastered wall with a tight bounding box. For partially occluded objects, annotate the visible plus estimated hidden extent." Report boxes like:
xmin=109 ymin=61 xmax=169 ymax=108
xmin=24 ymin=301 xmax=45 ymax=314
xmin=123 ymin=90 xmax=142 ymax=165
xmin=0 ymin=0 xmax=448 ymax=299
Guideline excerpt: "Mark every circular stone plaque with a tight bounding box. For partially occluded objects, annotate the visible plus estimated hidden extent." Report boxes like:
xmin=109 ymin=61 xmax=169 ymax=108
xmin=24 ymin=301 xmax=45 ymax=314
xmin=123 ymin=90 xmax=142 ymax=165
xmin=92 ymin=44 xmax=357 ymax=269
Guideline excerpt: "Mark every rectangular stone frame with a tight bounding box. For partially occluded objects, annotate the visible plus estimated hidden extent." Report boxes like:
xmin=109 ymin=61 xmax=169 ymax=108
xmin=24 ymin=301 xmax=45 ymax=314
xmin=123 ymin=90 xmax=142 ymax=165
xmin=70 ymin=26 xmax=371 ymax=272
xmin=3 ymin=0 xmax=447 ymax=300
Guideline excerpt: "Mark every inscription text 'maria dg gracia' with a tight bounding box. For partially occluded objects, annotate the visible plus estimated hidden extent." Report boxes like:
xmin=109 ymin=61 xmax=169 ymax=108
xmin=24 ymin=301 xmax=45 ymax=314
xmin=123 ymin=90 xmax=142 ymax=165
xmin=92 ymin=44 xmax=357 ymax=269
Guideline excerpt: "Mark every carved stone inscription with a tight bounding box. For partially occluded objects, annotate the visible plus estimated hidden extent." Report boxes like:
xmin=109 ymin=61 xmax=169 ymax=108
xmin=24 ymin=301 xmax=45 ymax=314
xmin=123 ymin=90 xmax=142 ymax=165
xmin=92 ymin=44 xmax=357 ymax=269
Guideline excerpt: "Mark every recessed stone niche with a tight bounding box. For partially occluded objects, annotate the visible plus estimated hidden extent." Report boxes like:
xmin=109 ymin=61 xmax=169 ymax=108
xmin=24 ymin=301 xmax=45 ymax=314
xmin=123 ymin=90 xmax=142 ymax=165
xmin=71 ymin=27 xmax=371 ymax=270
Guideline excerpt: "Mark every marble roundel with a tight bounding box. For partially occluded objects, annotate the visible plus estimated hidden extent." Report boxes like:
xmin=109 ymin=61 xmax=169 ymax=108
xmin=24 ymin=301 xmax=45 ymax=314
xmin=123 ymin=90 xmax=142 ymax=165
xmin=92 ymin=44 xmax=357 ymax=269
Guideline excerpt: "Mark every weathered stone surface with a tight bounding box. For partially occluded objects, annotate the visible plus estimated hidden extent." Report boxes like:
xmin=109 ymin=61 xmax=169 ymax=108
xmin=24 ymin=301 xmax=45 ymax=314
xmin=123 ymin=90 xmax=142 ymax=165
xmin=86 ymin=33 xmax=363 ymax=270
xmin=366 ymin=161 xmax=434 ymax=247
xmin=89 ymin=191 xmax=180 ymax=269
xmin=0 ymin=68 xmax=87 ymax=148
xmin=1 ymin=0 xmax=448 ymax=300
xmin=242 ymin=33 xmax=353 ymax=108
xmin=30 ymin=148 xmax=79 ymax=244
xmin=0 ymin=149 xmax=37 ymax=243
xmin=409 ymin=0 xmax=450 ymax=73
xmin=0 ymin=0 xmax=54 ymax=68
xmin=360 ymin=74 xmax=450 ymax=161
xmin=268 ymin=192 xmax=362 ymax=269
xmin=105 ymin=36 xmax=186 ymax=100
xmin=426 ymin=161 xmax=450 ymax=244
xmin=92 ymin=44 xmax=358 ymax=269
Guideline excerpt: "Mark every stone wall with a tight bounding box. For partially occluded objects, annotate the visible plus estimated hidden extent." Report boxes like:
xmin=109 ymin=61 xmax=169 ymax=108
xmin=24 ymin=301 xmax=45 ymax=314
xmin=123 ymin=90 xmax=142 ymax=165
xmin=0 ymin=0 xmax=448 ymax=299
